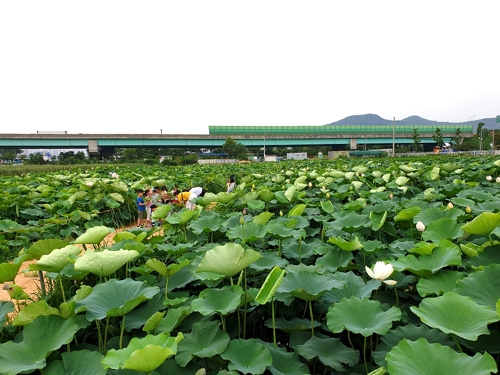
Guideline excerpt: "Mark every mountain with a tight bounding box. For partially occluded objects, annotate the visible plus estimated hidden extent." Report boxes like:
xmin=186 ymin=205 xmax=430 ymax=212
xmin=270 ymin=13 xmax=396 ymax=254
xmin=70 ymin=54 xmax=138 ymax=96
xmin=326 ymin=114 xmax=498 ymax=132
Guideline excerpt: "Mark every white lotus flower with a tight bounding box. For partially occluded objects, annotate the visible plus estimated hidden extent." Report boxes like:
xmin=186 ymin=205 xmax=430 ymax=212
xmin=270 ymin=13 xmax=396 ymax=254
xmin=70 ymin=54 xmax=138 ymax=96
xmin=416 ymin=221 xmax=425 ymax=232
xmin=86 ymin=181 xmax=94 ymax=187
xmin=365 ymin=261 xmax=397 ymax=285
xmin=496 ymin=177 xmax=500 ymax=183
xmin=486 ymin=175 xmax=493 ymax=181
xmin=446 ymin=202 xmax=453 ymax=209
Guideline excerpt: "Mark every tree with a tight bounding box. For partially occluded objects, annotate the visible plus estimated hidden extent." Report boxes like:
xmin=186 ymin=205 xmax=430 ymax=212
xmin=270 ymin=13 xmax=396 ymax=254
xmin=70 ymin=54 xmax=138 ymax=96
xmin=411 ymin=128 xmax=422 ymax=151
xmin=222 ymin=137 xmax=247 ymax=159
xmin=26 ymin=153 xmax=45 ymax=165
xmin=433 ymin=127 xmax=444 ymax=148
xmin=453 ymin=128 xmax=464 ymax=145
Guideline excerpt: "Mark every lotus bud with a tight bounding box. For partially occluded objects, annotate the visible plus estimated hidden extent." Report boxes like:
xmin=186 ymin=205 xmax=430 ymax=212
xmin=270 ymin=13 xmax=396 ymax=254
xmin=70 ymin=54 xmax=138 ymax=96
xmin=326 ymin=192 xmax=330 ymax=198
xmin=361 ymin=173 xmax=365 ymax=177
xmin=322 ymin=185 xmax=326 ymax=190
xmin=496 ymin=177 xmax=500 ymax=183
xmin=86 ymin=181 xmax=94 ymax=187
xmin=282 ymin=185 xmax=285 ymax=190
xmin=446 ymin=202 xmax=453 ymax=209
xmin=465 ymin=206 xmax=472 ymax=214
xmin=486 ymin=175 xmax=493 ymax=181
xmin=279 ymin=210 xmax=283 ymax=217
xmin=242 ymin=209 xmax=247 ymax=215
xmin=308 ymin=182 xmax=313 ymax=188
xmin=240 ymin=215 xmax=245 ymax=225
xmin=389 ymin=193 xmax=394 ymax=199
xmin=416 ymin=221 xmax=425 ymax=232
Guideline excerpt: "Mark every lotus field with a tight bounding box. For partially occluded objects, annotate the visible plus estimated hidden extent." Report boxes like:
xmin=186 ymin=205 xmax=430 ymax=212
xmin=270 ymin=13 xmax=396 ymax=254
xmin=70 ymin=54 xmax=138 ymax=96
xmin=1 ymin=157 xmax=500 ymax=375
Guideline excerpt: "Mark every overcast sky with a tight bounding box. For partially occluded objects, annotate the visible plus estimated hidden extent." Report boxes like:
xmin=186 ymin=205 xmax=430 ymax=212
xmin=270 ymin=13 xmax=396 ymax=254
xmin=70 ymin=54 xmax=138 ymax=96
xmin=1 ymin=1 xmax=498 ymax=135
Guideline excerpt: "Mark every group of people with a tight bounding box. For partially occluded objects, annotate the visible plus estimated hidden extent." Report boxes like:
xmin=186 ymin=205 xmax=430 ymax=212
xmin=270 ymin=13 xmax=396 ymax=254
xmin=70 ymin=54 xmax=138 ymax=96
xmin=135 ymin=175 xmax=236 ymax=227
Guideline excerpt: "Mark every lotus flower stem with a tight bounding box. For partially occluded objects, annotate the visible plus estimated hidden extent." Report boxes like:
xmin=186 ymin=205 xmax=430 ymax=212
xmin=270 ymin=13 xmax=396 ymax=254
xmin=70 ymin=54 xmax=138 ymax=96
xmin=59 ymin=277 xmax=66 ymax=303
xmin=243 ymin=269 xmax=248 ymax=339
xmin=271 ymin=299 xmax=277 ymax=347
xmin=309 ymin=301 xmax=315 ymax=337
xmin=363 ymin=336 xmax=368 ymax=374
xmin=119 ymin=315 xmax=126 ymax=350
xmin=347 ymin=330 xmax=354 ymax=349
xmin=452 ymin=334 xmax=463 ymax=353
xmin=96 ymin=320 xmax=103 ymax=353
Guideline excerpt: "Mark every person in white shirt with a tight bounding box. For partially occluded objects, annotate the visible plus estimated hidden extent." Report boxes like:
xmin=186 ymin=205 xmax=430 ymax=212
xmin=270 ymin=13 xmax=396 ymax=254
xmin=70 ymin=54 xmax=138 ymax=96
xmin=227 ymin=175 xmax=236 ymax=193
xmin=186 ymin=187 xmax=205 ymax=210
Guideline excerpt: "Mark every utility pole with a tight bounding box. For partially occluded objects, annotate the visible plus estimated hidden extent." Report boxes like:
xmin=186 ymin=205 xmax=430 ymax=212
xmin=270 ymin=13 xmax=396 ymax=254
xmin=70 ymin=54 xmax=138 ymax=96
xmin=392 ymin=117 xmax=395 ymax=156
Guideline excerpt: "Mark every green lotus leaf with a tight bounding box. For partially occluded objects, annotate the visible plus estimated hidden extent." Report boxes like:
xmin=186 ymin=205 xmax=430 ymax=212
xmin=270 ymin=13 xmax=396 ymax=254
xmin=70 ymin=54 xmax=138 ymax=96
xmin=266 ymin=317 xmax=320 ymax=332
xmin=288 ymin=204 xmax=307 ymax=218
xmin=196 ymin=192 xmax=218 ymax=206
xmin=463 ymin=212 xmax=500 ymax=235
xmin=0 ymin=301 xmax=14 ymax=327
xmin=156 ymin=305 xmax=192 ymax=334
xmin=26 ymin=238 xmax=69 ymax=260
xmin=253 ymin=212 xmax=274 ymax=225
xmin=221 ymin=338 xmax=272 ymax=375
xmin=0 ymin=262 xmax=22 ymax=283
xmin=191 ymin=285 xmax=244 ymax=316
xmin=243 ymin=191 xmax=260 ymax=203
xmin=75 ymin=210 xmax=91 ymax=220
xmin=13 ymin=300 xmax=60 ymax=326
xmin=255 ymin=266 xmax=285 ymax=305
xmin=111 ymin=180 xmax=128 ymax=192
xmin=320 ymin=272 xmax=380 ymax=305
xmin=44 ymin=350 xmax=106 ymax=375
xmin=454 ymin=264 xmax=500 ymax=308
xmin=410 ymin=291 xmax=500 ymax=341
xmin=368 ymin=368 xmax=386 ymax=375
xmin=327 ymin=297 xmax=401 ymax=336
xmin=296 ymin=336 xmax=359 ymax=371
xmin=176 ymin=320 xmax=230 ymax=367
xmin=381 ymin=324 xmax=455 ymax=349
xmin=247 ymin=200 xmax=266 ymax=210
xmin=320 ymin=200 xmax=334 ymax=214
xmin=417 ymin=271 xmax=465 ymax=297
xmin=196 ymin=243 xmax=262 ymax=277
xmin=294 ymin=183 xmax=308 ymax=191
xmin=189 ymin=211 xmax=221 ymax=234
xmin=75 ymin=278 xmax=160 ymax=320
xmin=414 ymin=207 xmax=463 ymax=225
xmin=152 ymin=204 xmax=173 ymax=219
xmin=278 ymin=271 xmax=345 ymax=302
xmin=74 ymin=249 xmax=139 ymax=277
xmin=0 ymin=315 xmax=79 ymax=375
xmin=265 ymin=345 xmax=310 ymax=375
xmin=74 ymin=226 xmax=113 ymax=245
xmin=29 ymin=245 xmax=81 ymax=273
xmin=249 ymin=252 xmax=288 ymax=272
xmin=227 ymin=222 xmax=268 ymax=243
xmin=430 ymin=166 xmax=440 ymax=180
xmin=68 ymin=191 xmax=87 ymax=205
xmin=333 ymin=211 xmax=371 ymax=233
xmin=259 ymin=189 xmax=275 ymax=203
xmin=103 ymin=332 xmax=183 ymax=372
xmin=392 ymin=241 xmax=462 ymax=276
xmin=145 ymin=258 xmax=189 ymax=278
xmin=165 ymin=209 xmax=199 ymax=225
xmin=421 ymin=217 xmax=464 ymax=242
xmin=328 ymin=236 xmax=363 ymax=251
xmin=7 ymin=285 xmax=30 ymax=300
xmin=370 ymin=211 xmax=387 ymax=231
xmin=315 ymin=250 xmax=353 ymax=273
xmin=284 ymin=186 xmax=296 ymax=202
xmin=108 ymin=193 xmax=124 ymax=203
xmin=394 ymin=206 xmax=422 ymax=222
xmin=143 ymin=311 xmax=165 ymax=333
xmin=216 ymin=192 xmax=236 ymax=205
xmin=386 ymin=338 xmax=497 ymax=375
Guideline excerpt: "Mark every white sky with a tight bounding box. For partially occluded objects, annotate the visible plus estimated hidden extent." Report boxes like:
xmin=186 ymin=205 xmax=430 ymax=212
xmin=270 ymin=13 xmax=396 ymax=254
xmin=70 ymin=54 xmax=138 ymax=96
xmin=1 ymin=1 xmax=498 ymax=135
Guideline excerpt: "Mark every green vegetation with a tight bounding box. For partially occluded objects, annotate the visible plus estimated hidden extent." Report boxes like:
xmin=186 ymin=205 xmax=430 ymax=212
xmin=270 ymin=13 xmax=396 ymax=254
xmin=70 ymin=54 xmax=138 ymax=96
xmin=1 ymin=157 xmax=500 ymax=374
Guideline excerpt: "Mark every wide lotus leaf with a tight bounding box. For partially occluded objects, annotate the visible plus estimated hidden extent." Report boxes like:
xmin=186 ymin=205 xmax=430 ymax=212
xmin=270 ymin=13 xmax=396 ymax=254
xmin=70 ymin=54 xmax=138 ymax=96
xmin=74 ymin=249 xmax=139 ymax=276
xmin=454 ymin=264 xmax=500 ymax=308
xmin=328 ymin=236 xmax=363 ymax=251
xmin=30 ymin=245 xmax=82 ymax=273
xmin=381 ymin=324 xmax=455 ymax=348
xmin=13 ymin=300 xmax=60 ymax=326
xmin=392 ymin=243 xmax=462 ymax=276
xmin=463 ymin=211 xmax=500 ymax=235
xmin=216 ymin=192 xmax=236 ymax=204
xmin=386 ymin=338 xmax=497 ymax=375
xmin=68 ymin=191 xmax=87 ymax=205
xmin=413 ymin=207 xmax=463 ymax=226
xmin=196 ymin=192 xmax=218 ymax=206
xmin=44 ymin=350 xmax=106 ymax=375
xmin=278 ymin=271 xmax=345 ymax=302
xmin=315 ymin=249 xmax=353 ymax=272
xmin=165 ymin=209 xmax=198 ymax=225
xmin=0 ymin=262 xmax=22 ymax=283
xmin=266 ymin=317 xmax=321 ymax=333
xmin=0 ymin=301 xmax=14 ymax=326
xmin=253 ymin=212 xmax=274 ymax=225
xmin=108 ymin=192 xmax=124 ymax=203
xmin=416 ymin=271 xmax=465 ymax=297
xmin=333 ymin=211 xmax=371 ymax=233
xmin=26 ymin=238 xmax=68 ymax=259
xmin=265 ymin=345 xmax=310 ymax=375
xmin=394 ymin=206 xmax=421 ymax=222
xmin=103 ymin=332 xmax=183 ymax=372
xmin=0 ymin=315 xmax=79 ymax=375
xmin=320 ymin=272 xmax=380 ymax=304
xmin=145 ymin=258 xmax=189 ymax=277
xmin=74 ymin=225 xmax=112 ymax=244
xmin=227 ymin=222 xmax=269 ymax=243
xmin=421 ymin=217 xmax=464 ymax=242
xmin=296 ymin=336 xmax=359 ymax=371
xmin=176 ymin=320 xmax=230 ymax=367
xmin=189 ymin=211 xmax=222 ymax=235
xmin=327 ymin=297 xmax=401 ymax=336
xmin=152 ymin=204 xmax=173 ymax=219
xmin=410 ymin=291 xmax=500 ymax=341
xmin=221 ymin=338 xmax=272 ymax=375
xmin=196 ymin=243 xmax=262 ymax=277
xmin=259 ymin=189 xmax=275 ymax=203
xmin=191 ymin=285 xmax=243 ymax=316
xmin=255 ymin=266 xmax=285 ymax=305
xmin=75 ymin=278 xmax=160 ymax=320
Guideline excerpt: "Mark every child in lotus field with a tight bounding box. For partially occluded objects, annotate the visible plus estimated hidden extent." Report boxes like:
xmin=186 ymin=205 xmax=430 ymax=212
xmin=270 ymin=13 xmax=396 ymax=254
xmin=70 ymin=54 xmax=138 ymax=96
xmin=136 ymin=189 xmax=146 ymax=227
